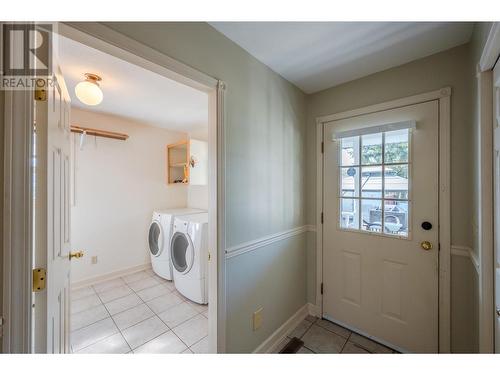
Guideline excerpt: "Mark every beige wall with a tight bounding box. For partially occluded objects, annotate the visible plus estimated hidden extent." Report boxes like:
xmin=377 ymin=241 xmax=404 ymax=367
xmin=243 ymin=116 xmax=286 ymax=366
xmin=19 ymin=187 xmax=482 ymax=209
xmin=305 ymin=43 xmax=478 ymax=352
xmin=76 ymin=22 xmax=309 ymax=353
xmin=70 ymin=107 xmax=188 ymax=283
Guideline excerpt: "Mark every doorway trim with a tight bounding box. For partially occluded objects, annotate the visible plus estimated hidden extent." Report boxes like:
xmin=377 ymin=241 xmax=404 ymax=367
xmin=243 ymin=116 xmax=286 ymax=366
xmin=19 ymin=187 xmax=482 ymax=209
xmin=476 ymin=21 xmax=500 ymax=353
xmin=2 ymin=22 xmax=227 ymax=353
xmin=315 ymin=87 xmax=451 ymax=353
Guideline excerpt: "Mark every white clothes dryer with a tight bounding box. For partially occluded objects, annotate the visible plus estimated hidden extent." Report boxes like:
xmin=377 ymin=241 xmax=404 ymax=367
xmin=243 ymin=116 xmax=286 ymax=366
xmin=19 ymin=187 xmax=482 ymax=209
xmin=148 ymin=208 xmax=205 ymax=280
xmin=170 ymin=213 xmax=209 ymax=304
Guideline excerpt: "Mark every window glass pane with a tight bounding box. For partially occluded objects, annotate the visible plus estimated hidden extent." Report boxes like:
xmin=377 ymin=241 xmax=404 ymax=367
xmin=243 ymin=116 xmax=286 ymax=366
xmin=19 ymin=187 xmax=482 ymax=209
xmin=340 ymin=198 xmax=359 ymax=230
xmin=340 ymin=167 xmax=359 ymax=197
xmin=384 ymin=165 xmax=409 ymax=199
xmin=361 ymin=199 xmax=382 ymax=232
xmin=337 ymin=128 xmax=411 ymax=238
xmin=361 ymin=133 xmax=382 ymax=165
xmin=339 ymin=136 xmax=359 ymax=166
xmin=384 ymin=201 xmax=408 ymax=237
xmin=361 ymin=166 xmax=382 ymax=198
xmin=385 ymin=129 xmax=409 ymax=163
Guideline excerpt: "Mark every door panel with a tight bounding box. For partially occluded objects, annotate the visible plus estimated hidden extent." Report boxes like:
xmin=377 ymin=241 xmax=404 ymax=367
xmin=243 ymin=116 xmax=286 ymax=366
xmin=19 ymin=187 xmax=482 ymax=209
xmin=34 ymin=28 xmax=72 ymax=353
xmin=323 ymin=101 xmax=439 ymax=353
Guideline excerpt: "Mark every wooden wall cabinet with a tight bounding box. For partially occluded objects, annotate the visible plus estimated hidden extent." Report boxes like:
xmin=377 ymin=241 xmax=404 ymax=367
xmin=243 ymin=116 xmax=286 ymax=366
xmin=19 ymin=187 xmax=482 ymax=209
xmin=166 ymin=140 xmax=189 ymax=184
xmin=166 ymin=139 xmax=208 ymax=185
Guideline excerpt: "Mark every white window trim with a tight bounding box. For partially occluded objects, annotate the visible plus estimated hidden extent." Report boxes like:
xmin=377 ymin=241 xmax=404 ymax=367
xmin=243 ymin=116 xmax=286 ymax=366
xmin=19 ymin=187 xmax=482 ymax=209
xmin=315 ymin=87 xmax=451 ymax=353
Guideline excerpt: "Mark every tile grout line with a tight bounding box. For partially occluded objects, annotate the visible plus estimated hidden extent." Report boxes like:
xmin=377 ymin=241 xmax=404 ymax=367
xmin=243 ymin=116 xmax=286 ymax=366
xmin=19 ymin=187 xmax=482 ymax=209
xmin=300 ymin=320 xmax=316 ymax=353
xmin=72 ymin=282 xmax=129 ymax=353
xmin=105 ymin=278 xmax=172 ymax=352
xmin=72 ymin=272 xmax=209 ymax=354
xmin=111 ymin=281 xmax=192 ymax=353
xmin=129 ymin=308 xmax=203 ymax=353
xmin=101 ymin=280 xmax=135 ymax=353
xmin=170 ymin=312 xmax=208 ymax=352
xmin=74 ymin=276 xmax=170 ymax=325
xmin=339 ymin=331 xmax=352 ymax=353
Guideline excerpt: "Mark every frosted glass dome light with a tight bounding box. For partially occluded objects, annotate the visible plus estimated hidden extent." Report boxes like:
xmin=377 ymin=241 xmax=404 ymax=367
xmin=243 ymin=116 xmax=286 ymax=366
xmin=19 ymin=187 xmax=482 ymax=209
xmin=75 ymin=73 xmax=103 ymax=106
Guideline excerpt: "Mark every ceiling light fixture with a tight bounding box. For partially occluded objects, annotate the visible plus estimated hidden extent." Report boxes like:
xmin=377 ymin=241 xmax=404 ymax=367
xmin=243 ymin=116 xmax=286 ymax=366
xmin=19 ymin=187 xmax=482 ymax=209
xmin=75 ymin=73 xmax=103 ymax=106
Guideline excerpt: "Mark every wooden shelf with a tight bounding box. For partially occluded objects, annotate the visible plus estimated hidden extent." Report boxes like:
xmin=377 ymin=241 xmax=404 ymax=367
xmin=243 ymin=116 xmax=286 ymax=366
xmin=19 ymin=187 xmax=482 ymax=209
xmin=166 ymin=140 xmax=189 ymax=184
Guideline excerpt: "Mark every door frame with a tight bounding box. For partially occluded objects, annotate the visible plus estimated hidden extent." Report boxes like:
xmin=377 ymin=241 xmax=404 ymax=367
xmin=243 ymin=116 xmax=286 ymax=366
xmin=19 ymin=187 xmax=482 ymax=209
xmin=315 ymin=87 xmax=451 ymax=353
xmin=477 ymin=21 xmax=500 ymax=353
xmin=2 ymin=22 xmax=227 ymax=353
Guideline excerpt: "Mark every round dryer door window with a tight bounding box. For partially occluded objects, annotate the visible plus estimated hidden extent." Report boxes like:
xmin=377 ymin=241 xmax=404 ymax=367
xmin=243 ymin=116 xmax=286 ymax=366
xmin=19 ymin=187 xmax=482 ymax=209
xmin=148 ymin=221 xmax=163 ymax=256
xmin=170 ymin=232 xmax=194 ymax=274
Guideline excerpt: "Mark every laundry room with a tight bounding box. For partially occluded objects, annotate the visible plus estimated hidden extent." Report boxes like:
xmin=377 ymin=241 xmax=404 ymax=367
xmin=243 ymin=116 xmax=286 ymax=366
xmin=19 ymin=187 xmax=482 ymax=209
xmin=59 ymin=33 xmax=212 ymax=354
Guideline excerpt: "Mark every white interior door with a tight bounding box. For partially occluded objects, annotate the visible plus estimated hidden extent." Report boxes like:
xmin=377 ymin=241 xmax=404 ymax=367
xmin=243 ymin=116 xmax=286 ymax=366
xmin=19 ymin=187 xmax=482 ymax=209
xmin=494 ymin=61 xmax=500 ymax=353
xmin=33 ymin=28 xmax=72 ymax=353
xmin=323 ymin=101 xmax=439 ymax=353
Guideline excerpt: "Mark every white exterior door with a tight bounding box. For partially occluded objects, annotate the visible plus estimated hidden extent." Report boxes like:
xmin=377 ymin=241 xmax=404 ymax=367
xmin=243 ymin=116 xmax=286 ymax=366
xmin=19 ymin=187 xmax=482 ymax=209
xmin=323 ymin=101 xmax=439 ymax=353
xmin=33 ymin=29 xmax=72 ymax=353
xmin=494 ymin=61 xmax=500 ymax=353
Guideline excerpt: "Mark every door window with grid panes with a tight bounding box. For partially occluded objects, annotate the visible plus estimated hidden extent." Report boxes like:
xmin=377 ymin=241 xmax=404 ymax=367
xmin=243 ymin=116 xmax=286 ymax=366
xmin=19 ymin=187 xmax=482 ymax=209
xmin=338 ymin=128 xmax=410 ymax=237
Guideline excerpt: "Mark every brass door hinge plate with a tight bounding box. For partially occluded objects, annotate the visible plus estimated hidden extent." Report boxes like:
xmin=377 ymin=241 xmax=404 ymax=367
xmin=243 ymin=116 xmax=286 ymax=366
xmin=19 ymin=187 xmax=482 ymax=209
xmin=34 ymin=88 xmax=47 ymax=101
xmin=33 ymin=268 xmax=46 ymax=292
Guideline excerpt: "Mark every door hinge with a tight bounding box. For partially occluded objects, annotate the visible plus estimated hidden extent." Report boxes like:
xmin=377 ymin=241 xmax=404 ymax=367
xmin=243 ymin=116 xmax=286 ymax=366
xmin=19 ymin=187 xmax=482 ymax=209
xmin=34 ymin=88 xmax=47 ymax=101
xmin=321 ymin=141 xmax=324 ymax=154
xmin=321 ymin=212 xmax=324 ymax=224
xmin=320 ymin=283 xmax=324 ymax=295
xmin=0 ymin=316 xmax=3 ymax=338
xmin=208 ymin=252 xmax=211 ymax=261
xmin=32 ymin=268 xmax=47 ymax=292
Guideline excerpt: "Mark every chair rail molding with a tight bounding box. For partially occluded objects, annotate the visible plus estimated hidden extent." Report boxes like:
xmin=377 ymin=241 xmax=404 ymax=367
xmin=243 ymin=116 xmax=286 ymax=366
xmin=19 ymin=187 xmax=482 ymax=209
xmin=225 ymin=226 xmax=310 ymax=259
xmin=451 ymin=245 xmax=479 ymax=274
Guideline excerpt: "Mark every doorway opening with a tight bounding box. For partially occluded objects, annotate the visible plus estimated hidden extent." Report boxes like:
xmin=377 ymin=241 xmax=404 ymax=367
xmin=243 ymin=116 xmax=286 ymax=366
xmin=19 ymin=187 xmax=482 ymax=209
xmin=315 ymin=88 xmax=451 ymax=353
xmin=25 ymin=23 xmax=224 ymax=353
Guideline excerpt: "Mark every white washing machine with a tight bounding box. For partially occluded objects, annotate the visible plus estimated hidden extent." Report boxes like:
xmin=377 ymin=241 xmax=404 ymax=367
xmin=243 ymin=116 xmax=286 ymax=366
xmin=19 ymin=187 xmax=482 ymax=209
xmin=148 ymin=208 xmax=205 ymax=280
xmin=170 ymin=213 xmax=209 ymax=304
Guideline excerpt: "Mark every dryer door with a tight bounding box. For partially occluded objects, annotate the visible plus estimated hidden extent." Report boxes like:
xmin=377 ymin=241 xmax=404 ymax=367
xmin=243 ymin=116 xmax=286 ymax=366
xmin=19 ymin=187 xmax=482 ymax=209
xmin=149 ymin=220 xmax=163 ymax=257
xmin=170 ymin=232 xmax=194 ymax=274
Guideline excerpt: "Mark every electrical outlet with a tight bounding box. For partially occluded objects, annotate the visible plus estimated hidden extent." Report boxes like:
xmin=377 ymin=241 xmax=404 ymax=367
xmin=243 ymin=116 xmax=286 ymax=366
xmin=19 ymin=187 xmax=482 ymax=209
xmin=253 ymin=308 xmax=263 ymax=331
xmin=91 ymin=256 xmax=98 ymax=264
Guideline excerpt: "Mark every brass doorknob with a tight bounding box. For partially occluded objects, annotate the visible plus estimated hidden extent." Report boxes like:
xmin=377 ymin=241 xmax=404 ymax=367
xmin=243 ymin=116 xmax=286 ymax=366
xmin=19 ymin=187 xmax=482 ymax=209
xmin=420 ymin=241 xmax=433 ymax=251
xmin=69 ymin=251 xmax=84 ymax=260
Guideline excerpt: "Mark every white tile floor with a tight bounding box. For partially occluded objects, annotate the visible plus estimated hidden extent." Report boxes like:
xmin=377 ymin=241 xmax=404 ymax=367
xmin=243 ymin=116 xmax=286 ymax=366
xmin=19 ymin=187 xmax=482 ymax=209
xmin=274 ymin=315 xmax=397 ymax=354
xmin=70 ymin=269 xmax=209 ymax=354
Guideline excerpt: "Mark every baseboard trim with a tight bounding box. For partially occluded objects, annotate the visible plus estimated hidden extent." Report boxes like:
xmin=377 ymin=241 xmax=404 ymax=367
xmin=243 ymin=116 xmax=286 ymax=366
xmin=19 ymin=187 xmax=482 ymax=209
xmin=451 ymin=245 xmax=479 ymax=274
xmin=307 ymin=302 xmax=321 ymax=318
xmin=71 ymin=263 xmax=152 ymax=289
xmin=253 ymin=304 xmax=309 ymax=354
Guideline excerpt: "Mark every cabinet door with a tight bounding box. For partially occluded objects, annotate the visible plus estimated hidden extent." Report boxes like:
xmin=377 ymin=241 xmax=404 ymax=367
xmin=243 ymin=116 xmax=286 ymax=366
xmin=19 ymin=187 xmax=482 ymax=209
xmin=189 ymin=139 xmax=208 ymax=185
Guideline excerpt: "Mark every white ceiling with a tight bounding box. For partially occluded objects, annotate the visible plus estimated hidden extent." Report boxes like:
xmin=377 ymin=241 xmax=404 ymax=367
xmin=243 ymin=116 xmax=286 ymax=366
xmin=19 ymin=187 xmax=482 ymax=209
xmin=210 ymin=22 xmax=474 ymax=93
xmin=59 ymin=36 xmax=208 ymax=133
